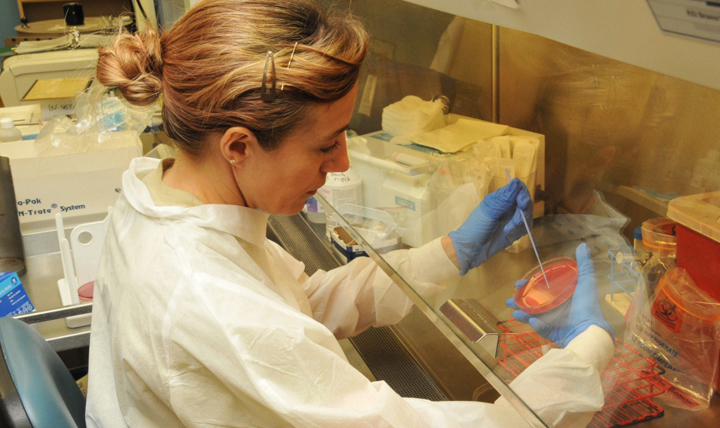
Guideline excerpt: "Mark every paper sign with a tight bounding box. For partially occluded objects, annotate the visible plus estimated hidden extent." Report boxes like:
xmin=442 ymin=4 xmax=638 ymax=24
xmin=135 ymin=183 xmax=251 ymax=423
xmin=647 ymin=0 xmax=720 ymax=44
xmin=22 ymin=77 xmax=92 ymax=101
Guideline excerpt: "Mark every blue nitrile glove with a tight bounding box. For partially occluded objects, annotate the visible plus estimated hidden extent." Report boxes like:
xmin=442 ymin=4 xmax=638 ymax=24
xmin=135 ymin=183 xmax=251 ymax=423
xmin=448 ymin=178 xmax=533 ymax=275
xmin=506 ymin=243 xmax=614 ymax=348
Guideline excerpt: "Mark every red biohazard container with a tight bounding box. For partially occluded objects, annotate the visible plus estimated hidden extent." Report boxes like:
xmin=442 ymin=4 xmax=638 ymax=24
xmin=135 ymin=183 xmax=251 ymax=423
xmin=668 ymin=191 xmax=720 ymax=392
xmin=668 ymin=192 xmax=720 ymax=307
xmin=513 ymin=257 xmax=578 ymax=315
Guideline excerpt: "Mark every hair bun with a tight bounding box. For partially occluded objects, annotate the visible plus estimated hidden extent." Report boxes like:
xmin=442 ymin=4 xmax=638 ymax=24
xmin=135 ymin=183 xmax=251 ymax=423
xmin=96 ymin=28 xmax=164 ymax=106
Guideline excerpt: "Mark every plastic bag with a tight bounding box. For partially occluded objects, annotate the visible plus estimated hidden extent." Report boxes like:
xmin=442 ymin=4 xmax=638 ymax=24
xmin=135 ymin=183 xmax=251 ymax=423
xmin=427 ymin=140 xmax=497 ymax=206
xmin=34 ymin=88 xmax=155 ymax=156
xmin=34 ymin=115 xmax=82 ymax=155
xmin=624 ymin=267 xmax=720 ymax=411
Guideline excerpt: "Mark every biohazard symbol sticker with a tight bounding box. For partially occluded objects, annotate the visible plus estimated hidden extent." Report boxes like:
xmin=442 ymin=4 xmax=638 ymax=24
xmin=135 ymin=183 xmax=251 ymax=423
xmin=652 ymin=294 xmax=683 ymax=333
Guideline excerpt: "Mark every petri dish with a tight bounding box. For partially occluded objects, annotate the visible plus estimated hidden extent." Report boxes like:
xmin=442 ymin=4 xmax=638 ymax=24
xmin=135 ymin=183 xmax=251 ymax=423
xmin=78 ymin=281 xmax=94 ymax=302
xmin=513 ymin=257 xmax=578 ymax=314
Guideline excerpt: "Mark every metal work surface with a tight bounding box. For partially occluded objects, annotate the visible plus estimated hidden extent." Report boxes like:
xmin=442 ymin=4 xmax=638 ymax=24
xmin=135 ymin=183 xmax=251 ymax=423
xmin=16 ymin=233 xmax=91 ymax=352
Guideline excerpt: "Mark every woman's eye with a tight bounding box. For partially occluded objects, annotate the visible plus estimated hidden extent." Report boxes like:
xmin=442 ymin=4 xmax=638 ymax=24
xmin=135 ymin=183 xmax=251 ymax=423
xmin=320 ymin=141 xmax=340 ymax=154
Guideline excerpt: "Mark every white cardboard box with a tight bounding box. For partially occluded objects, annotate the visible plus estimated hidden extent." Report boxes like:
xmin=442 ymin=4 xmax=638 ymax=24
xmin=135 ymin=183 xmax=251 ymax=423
xmin=348 ymin=117 xmax=545 ymax=248
xmin=0 ymin=138 xmax=141 ymax=229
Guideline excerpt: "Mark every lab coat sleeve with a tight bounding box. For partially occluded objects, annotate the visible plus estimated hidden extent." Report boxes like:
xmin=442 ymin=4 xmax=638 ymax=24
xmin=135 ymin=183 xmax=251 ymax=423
xmin=404 ymin=326 xmax=614 ymax=428
xmin=272 ymin=237 xmax=460 ymax=339
xmin=494 ymin=325 xmax=615 ymax=427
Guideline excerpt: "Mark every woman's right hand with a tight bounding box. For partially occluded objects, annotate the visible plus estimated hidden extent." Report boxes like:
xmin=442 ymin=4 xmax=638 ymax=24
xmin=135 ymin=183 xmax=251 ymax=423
xmin=448 ymin=178 xmax=533 ymax=275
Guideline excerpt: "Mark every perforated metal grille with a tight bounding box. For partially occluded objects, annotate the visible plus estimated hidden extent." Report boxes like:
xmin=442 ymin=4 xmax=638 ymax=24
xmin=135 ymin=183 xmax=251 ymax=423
xmin=347 ymin=323 xmax=447 ymax=401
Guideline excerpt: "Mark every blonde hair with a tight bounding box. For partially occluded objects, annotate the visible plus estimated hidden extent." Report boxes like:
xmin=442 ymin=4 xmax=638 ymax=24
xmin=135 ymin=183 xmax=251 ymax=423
xmin=96 ymin=0 xmax=369 ymax=156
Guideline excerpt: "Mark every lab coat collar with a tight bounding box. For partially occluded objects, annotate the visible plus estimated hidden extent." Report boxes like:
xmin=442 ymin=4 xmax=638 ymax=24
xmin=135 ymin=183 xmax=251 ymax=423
xmin=123 ymin=157 xmax=269 ymax=247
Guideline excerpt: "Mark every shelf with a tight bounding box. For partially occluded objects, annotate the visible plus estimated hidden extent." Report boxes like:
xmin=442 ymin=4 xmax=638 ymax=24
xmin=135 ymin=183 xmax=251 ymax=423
xmin=20 ymin=0 xmax=73 ymax=3
xmin=596 ymin=182 xmax=670 ymax=217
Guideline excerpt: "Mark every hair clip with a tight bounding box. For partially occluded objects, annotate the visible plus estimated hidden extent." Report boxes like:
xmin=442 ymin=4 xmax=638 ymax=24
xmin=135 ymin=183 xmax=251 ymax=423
xmin=281 ymin=42 xmax=298 ymax=91
xmin=261 ymin=50 xmax=276 ymax=102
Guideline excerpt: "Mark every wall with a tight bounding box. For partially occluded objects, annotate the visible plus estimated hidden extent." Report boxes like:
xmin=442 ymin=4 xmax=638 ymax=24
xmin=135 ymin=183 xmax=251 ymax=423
xmin=327 ymin=0 xmax=493 ymax=134
xmin=331 ymin=0 xmax=455 ymax=69
xmin=1 ymin=1 xmax=21 ymax=42
xmin=498 ymin=26 xmax=720 ymax=238
xmin=406 ymin=0 xmax=720 ymax=92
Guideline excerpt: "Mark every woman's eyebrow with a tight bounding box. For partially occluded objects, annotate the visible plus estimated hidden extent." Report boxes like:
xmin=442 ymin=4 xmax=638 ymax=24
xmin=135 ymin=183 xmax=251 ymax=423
xmin=320 ymin=123 xmax=350 ymax=140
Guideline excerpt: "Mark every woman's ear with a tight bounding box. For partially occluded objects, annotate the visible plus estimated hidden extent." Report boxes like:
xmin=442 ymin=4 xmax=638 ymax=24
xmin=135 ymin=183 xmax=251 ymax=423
xmin=220 ymin=127 xmax=259 ymax=165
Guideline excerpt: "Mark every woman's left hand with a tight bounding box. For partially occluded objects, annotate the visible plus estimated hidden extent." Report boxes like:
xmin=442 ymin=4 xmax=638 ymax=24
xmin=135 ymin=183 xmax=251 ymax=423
xmin=506 ymin=243 xmax=614 ymax=348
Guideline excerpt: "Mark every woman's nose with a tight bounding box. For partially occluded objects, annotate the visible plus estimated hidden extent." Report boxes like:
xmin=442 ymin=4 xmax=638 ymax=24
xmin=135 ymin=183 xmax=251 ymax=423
xmin=323 ymin=142 xmax=350 ymax=173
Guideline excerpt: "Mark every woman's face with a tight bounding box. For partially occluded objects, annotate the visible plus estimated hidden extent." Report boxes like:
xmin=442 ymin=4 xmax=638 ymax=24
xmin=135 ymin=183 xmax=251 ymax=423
xmin=240 ymin=85 xmax=358 ymax=215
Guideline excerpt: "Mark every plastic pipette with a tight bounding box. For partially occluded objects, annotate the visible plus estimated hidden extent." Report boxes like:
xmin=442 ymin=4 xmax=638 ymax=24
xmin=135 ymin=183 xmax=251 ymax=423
xmin=504 ymin=169 xmax=550 ymax=288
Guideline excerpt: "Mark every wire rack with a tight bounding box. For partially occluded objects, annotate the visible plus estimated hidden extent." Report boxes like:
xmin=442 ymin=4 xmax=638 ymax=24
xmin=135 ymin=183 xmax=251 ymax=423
xmin=497 ymin=318 xmax=666 ymax=427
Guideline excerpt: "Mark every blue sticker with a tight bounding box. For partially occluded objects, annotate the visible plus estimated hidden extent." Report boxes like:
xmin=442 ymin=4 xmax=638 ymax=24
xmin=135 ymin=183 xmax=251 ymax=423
xmin=0 ymin=272 xmax=35 ymax=317
xmin=371 ymin=132 xmax=395 ymax=142
xmin=395 ymin=196 xmax=416 ymax=211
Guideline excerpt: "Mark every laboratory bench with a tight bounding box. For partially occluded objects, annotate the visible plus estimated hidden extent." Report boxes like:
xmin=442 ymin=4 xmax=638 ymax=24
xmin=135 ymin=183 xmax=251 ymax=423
xmin=11 ymin=169 xmax=720 ymax=428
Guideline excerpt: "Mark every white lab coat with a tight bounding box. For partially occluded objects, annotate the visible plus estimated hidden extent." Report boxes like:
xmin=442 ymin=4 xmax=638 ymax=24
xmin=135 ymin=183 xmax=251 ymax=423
xmin=86 ymin=157 xmax=613 ymax=428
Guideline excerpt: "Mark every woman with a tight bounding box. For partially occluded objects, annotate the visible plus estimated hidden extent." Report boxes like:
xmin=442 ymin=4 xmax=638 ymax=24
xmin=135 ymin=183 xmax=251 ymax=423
xmin=86 ymin=1 xmax=613 ymax=426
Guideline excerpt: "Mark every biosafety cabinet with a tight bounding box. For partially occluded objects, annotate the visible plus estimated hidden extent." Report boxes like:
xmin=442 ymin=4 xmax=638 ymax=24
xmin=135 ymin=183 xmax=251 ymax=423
xmin=9 ymin=1 xmax=720 ymax=427
xmin=304 ymin=1 xmax=720 ymax=427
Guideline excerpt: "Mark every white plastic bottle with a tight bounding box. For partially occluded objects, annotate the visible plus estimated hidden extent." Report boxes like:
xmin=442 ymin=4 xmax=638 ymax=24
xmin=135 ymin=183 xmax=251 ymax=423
xmin=0 ymin=117 xmax=22 ymax=143
xmin=318 ymin=168 xmax=363 ymax=240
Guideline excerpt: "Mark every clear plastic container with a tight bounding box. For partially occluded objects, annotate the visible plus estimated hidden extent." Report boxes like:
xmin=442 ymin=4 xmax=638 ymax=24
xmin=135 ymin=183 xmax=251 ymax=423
xmin=319 ymin=168 xmax=363 ymax=240
xmin=633 ymin=226 xmax=652 ymax=265
xmin=641 ymin=217 xmax=678 ymax=295
xmin=641 ymin=217 xmax=678 ymax=258
xmin=657 ymin=268 xmax=720 ymax=327
xmin=513 ymin=257 xmax=579 ymax=315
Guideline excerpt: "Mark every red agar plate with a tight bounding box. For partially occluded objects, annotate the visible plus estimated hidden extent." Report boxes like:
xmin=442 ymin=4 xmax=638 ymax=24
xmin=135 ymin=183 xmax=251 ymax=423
xmin=78 ymin=281 xmax=94 ymax=302
xmin=513 ymin=257 xmax=578 ymax=315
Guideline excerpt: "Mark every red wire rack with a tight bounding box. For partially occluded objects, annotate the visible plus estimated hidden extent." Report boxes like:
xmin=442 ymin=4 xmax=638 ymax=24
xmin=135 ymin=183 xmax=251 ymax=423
xmin=497 ymin=318 xmax=666 ymax=428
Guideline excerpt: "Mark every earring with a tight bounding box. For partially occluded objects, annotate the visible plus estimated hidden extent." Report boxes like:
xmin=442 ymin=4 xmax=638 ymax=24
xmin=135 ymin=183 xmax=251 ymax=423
xmin=229 ymin=159 xmax=236 ymax=164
